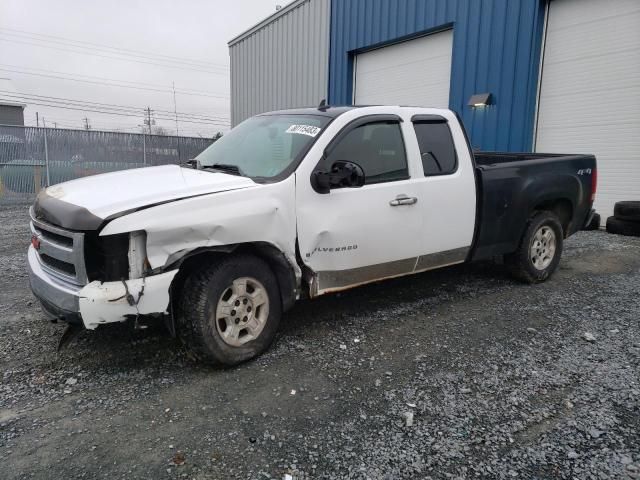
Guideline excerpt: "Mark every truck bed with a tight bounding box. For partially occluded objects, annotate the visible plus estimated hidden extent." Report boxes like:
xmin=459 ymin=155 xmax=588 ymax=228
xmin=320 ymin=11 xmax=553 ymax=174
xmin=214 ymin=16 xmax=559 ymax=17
xmin=471 ymin=151 xmax=597 ymax=261
xmin=474 ymin=151 xmax=576 ymax=166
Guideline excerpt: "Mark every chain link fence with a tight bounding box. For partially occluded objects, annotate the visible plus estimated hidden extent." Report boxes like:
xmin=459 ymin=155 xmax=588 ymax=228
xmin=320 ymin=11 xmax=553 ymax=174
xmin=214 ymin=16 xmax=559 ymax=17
xmin=0 ymin=125 xmax=214 ymax=204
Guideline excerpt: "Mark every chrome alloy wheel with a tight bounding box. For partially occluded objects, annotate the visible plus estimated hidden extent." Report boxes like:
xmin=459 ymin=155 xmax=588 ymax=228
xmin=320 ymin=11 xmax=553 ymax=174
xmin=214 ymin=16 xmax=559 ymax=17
xmin=215 ymin=277 xmax=269 ymax=347
xmin=530 ymin=226 xmax=557 ymax=270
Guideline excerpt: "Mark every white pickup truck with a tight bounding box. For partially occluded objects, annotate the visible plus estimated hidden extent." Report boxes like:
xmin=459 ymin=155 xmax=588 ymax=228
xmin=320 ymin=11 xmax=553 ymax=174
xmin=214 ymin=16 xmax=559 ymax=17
xmin=28 ymin=106 xmax=597 ymax=364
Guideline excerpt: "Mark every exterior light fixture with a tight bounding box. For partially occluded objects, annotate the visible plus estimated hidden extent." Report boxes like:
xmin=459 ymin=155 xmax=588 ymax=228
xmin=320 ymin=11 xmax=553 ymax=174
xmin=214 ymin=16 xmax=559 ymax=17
xmin=468 ymin=93 xmax=492 ymax=107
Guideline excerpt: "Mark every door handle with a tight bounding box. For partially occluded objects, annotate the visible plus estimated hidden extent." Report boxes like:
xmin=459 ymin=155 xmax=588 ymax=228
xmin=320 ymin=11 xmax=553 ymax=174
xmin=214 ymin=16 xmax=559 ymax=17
xmin=389 ymin=194 xmax=418 ymax=206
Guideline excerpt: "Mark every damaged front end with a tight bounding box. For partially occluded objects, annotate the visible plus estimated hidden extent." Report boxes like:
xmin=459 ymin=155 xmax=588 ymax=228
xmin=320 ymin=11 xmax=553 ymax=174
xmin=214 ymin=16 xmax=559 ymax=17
xmin=28 ymin=208 xmax=177 ymax=330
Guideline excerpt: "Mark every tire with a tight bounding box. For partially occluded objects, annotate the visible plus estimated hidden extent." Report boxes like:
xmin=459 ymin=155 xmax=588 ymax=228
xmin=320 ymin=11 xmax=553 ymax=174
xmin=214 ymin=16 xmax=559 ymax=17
xmin=505 ymin=211 xmax=564 ymax=284
xmin=606 ymin=216 xmax=640 ymax=237
xmin=583 ymin=212 xmax=601 ymax=231
xmin=177 ymin=254 xmax=281 ymax=366
xmin=613 ymin=201 xmax=640 ymax=223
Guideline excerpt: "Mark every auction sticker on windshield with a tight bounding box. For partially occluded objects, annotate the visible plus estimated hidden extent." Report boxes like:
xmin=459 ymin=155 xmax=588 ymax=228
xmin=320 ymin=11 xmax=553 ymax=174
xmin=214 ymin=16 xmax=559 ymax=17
xmin=286 ymin=125 xmax=321 ymax=137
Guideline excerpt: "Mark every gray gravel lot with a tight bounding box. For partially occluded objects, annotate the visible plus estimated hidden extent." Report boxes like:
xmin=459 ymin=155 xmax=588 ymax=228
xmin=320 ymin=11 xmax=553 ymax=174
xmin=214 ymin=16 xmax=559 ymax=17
xmin=1 ymin=204 xmax=639 ymax=479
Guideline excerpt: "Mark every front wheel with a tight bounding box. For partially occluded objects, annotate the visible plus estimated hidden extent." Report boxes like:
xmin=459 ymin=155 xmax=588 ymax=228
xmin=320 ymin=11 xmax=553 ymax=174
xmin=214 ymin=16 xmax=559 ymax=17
xmin=506 ymin=211 xmax=564 ymax=284
xmin=177 ymin=254 xmax=281 ymax=365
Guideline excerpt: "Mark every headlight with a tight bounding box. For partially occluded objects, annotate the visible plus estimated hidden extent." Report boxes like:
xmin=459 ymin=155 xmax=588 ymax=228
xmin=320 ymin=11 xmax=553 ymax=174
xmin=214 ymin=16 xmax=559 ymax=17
xmin=127 ymin=231 xmax=148 ymax=279
xmin=84 ymin=231 xmax=148 ymax=281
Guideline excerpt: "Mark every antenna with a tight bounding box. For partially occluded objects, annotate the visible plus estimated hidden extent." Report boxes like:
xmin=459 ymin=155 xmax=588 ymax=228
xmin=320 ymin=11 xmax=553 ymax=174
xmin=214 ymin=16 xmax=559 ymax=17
xmin=317 ymin=99 xmax=328 ymax=111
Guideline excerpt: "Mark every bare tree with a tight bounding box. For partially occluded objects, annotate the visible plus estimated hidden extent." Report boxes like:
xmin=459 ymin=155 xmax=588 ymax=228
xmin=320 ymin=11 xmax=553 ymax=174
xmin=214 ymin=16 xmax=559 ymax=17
xmin=152 ymin=126 xmax=169 ymax=136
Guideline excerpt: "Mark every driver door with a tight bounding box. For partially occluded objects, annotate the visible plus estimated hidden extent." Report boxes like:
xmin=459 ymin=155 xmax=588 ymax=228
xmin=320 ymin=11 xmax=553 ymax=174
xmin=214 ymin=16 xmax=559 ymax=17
xmin=296 ymin=115 xmax=423 ymax=295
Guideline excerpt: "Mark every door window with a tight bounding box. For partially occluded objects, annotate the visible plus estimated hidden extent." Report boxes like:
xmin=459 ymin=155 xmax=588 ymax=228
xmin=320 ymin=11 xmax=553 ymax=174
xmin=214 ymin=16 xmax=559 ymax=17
xmin=413 ymin=122 xmax=457 ymax=176
xmin=325 ymin=121 xmax=408 ymax=185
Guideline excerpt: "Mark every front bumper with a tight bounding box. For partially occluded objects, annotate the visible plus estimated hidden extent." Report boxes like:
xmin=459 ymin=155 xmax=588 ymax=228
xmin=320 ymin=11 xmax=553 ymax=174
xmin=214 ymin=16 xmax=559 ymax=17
xmin=28 ymin=246 xmax=83 ymax=323
xmin=28 ymin=246 xmax=178 ymax=329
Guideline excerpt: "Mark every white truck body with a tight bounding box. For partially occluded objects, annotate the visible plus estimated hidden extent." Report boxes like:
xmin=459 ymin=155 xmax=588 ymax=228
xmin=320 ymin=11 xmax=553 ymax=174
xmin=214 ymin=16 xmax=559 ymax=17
xmin=29 ymin=107 xmax=475 ymax=329
xmin=27 ymin=105 xmax=596 ymax=364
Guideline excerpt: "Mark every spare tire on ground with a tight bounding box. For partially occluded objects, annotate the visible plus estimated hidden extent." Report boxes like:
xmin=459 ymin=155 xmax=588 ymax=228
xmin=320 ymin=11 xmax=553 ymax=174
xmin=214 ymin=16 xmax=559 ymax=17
xmin=606 ymin=216 xmax=640 ymax=237
xmin=613 ymin=201 xmax=640 ymax=223
xmin=583 ymin=213 xmax=600 ymax=231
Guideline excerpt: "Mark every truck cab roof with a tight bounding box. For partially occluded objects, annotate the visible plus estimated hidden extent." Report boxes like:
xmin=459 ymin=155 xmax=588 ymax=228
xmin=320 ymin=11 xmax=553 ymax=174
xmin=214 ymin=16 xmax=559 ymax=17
xmin=257 ymin=105 xmax=455 ymax=120
xmin=257 ymin=106 xmax=360 ymax=118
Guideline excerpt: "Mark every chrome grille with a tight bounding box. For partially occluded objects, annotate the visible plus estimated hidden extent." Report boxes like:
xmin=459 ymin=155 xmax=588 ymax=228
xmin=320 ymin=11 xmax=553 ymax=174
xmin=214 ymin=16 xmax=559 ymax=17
xmin=30 ymin=207 xmax=88 ymax=286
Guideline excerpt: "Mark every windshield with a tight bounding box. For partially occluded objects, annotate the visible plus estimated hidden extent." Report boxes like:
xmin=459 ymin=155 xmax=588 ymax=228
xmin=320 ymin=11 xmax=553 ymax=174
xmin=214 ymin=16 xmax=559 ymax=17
xmin=195 ymin=114 xmax=330 ymax=178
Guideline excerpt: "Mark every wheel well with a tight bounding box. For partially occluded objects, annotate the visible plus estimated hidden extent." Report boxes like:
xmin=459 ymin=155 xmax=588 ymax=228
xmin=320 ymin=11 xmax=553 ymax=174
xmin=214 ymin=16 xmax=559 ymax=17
xmin=169 ymin=243 xmax=298 ymax=318
xmin=533 ymin=198 xmax=573 ymax=236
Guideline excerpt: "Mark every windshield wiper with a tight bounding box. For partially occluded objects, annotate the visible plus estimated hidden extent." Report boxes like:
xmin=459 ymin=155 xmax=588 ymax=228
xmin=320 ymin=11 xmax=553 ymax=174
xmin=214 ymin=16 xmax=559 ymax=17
xmin=201 ymin=163 xmax=245 ymax=176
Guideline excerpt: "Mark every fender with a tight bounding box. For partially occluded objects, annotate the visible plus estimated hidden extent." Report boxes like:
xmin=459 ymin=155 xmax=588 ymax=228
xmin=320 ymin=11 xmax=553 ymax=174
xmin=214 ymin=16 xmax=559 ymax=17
xmin=100 ymin=175 xmax=298 ymax=271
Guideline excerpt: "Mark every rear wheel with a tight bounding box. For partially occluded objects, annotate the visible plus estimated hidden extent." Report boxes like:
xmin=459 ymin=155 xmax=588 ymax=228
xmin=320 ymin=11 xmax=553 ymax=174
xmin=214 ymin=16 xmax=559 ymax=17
xmin=506 ymin=211 xmax=564 ymax=284
xmin=177 ymin=254 xmax=281 ymax=365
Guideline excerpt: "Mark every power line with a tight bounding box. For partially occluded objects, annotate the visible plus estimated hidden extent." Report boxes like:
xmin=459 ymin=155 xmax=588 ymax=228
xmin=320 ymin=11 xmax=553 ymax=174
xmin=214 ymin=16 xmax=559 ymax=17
xmin=0 ymin=32 xmax=228 ymax=73
xmin=0 ymin=27 xmax=230 ymax=70
xmin=0 ymin=90 xmax=230 ymax=122
xmin=0 ymin=97 xmax=230 ymax=127
xmin=0 ymin=66 xmax=229 ymax=100
xmin=0 ymin=63 xmax=229 ymax=98
xmin=28 ymin=114 xmax=156 ymax=131
xmin=0 ymin=36 xmax=227 ymax=75
xmin=22 ymin=119 xmax=220 ymax=137
xmin=0 ymin=93 xmax=231 ymax=126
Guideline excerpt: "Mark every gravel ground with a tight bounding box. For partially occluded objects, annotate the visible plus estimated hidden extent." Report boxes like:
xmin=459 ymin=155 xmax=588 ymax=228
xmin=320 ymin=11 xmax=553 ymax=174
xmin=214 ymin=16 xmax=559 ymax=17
xmin=1 ymin=203 xmax=639 ymax=479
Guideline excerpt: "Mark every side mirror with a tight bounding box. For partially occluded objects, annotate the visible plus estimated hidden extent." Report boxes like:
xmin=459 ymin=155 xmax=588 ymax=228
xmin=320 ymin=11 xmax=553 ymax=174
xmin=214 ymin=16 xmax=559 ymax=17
xmin=186 ymin=159 xmax=202 ymax=169
xmin=311 ymin=160 xmax=365 ymax=194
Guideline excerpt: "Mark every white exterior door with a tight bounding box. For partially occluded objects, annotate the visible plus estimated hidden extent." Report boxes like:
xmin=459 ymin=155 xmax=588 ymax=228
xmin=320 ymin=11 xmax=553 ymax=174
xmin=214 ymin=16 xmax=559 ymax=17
xmin=535 ymin=0 xmax=640 ymax=218
xmin=295 ymin=107 xmax=476 ymax=297
xmin=353 ymin=29 xmax=453 ymax=108
xmin=296 ymin=114 xmax=424 ymax=295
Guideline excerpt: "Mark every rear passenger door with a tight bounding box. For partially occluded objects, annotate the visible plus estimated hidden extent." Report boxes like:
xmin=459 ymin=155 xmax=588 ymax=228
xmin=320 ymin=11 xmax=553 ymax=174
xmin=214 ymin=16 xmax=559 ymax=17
xmin=296 ymin=115 xmax=424 ymax=295
xmin=410 ymin=115 xmax=477 ymax=269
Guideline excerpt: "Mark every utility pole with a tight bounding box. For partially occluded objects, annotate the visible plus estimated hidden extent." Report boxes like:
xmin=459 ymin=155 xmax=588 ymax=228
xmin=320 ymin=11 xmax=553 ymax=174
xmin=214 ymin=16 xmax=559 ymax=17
xmin=172 ymin=82 xmax=180 ymax=137
xmin=42 ymin=117 xmax=50 ymax=186
xmin=172 ymin=82 xmax=181 ymax=163
xmin=36 ymin=112 xmax=39 ymax=127
xmin=143 ymin=107 xmax=154 ymax=135
xmin=82 ymin=117 xmax=91 ymax=130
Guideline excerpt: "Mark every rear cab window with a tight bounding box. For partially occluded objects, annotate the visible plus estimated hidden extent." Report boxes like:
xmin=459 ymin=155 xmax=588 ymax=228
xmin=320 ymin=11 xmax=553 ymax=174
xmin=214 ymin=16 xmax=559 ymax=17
xmin=412 ymin=116 xmax=458 ymax=176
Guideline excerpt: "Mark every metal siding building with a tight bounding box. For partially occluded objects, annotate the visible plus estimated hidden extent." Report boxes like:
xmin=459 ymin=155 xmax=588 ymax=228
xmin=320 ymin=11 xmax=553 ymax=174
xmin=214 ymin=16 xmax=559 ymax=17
xmin=229 ymin=0 xmax=639 ymax=217
xmin=328 ymin=0 xmax=546 ymax=152
xmin=0 ymin=103 xmax=25 ymax=126
xmin=228 ymin=0 xmax=331 ymax=126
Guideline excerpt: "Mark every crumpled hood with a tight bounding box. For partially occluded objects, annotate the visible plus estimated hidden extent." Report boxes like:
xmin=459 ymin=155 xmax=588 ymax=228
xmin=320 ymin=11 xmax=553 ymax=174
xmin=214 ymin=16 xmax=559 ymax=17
xmin=33 ymin=165 xmax=257 ymax=230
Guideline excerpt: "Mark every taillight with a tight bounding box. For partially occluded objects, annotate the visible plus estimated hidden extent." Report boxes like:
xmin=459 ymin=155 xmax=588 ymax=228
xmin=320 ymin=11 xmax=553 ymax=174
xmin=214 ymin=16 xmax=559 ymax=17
xmin=591 ymin=168 xmax=597 ymax=202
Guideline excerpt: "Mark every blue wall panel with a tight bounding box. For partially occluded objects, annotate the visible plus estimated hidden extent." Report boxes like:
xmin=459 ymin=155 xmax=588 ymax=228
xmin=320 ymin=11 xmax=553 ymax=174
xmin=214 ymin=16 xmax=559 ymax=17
xmin=328 ymin=0 xmax=546 ymax=152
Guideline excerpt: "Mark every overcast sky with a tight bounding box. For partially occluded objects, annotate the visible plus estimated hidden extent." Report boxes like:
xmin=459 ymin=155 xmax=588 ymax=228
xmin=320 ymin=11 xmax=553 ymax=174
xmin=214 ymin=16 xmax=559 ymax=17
xmin=0 ymin=0 xmax=289 ymax=136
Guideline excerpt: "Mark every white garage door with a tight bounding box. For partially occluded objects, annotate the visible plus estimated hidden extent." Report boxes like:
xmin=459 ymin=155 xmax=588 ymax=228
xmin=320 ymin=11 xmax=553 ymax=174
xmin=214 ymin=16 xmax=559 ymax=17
xmin=353 ymin=29 xmax=453 ymax=108
xmin=535 ymin=0 xmax=640 ymax=218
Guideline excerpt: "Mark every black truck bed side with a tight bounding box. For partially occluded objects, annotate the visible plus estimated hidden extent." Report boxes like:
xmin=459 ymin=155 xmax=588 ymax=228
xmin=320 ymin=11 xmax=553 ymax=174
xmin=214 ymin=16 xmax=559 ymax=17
xmin=471 ymin=152 xmax=596 ymax=261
